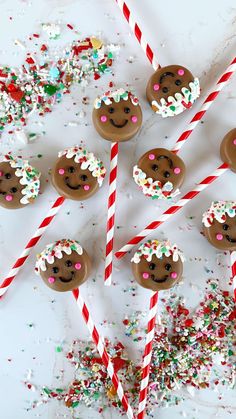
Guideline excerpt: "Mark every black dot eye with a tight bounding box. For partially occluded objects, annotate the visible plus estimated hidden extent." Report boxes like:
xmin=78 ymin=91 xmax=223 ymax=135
xmin=5 ymin=173 xmax=11 ymax=179
xmin=52 ymin=267 xmax=59 ymax=274
xmin=152 ymin=164 xmax=159 ymax=171
xmin=163 ymin=171 xmax=170 ymax=178
xmin=68 ymin=166 xmax=75 ymax=173
xmin=149 ymin=263 xmax=156 ymax=270
xmin=223 ymin=224 xmax=229 ymax=231
xmin=108 ymin=107 xmax=115 ymax=114
xmin=80 ymin=174 xmax=88 ymax=181
xmin=175 ymin=79 xmax=182 ymax=86
xmin=165 ymin=263 xmax=172 ymax=271
xmin=124 ymin=107 xmax=130 ymax=114
xmin=65 ymin=260 xmax=72 ymax=267
xmin=10 ymin=187 xmax=17 ymax=193
xmin=162 ymin=87 xmax=168 ymax=93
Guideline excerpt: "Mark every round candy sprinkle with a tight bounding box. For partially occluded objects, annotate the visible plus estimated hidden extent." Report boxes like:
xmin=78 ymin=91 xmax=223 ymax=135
xmin=178 ymin=69 xmax=185 ymax=76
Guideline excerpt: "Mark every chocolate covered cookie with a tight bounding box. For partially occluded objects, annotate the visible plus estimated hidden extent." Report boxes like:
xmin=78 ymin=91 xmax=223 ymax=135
xmin=146 ymin=65 xmax=200 ymax=118
xmin=92 ymin=88 xmax=142 ymax=142
xmin=220 ymin=128 xmax=236 ymax=173
xmin=51 ymin=146 xmax=106 ymax=200
xmin=133 ymin=148 xmax=185 ymax=199
xmin=0 ymin=154 xmax=40 ymax=209
xmin=131 ymin=240 xmax=184 ymax=291
xmin=202 ymin=201 xmax=236 ymax=251
xmin=35 ymin=239 xmax=91 ymax=292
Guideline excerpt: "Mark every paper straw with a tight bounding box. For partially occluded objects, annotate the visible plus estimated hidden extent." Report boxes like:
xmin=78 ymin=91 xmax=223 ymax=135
xmin=230 ymin=250 xmax=236 ymax=302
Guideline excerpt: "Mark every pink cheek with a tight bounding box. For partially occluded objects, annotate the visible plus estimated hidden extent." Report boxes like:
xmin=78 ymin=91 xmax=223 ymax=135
xmin=131 ymin=115 xmax=138 ymax=123
xmin=100 ymin=115 xmax=107 ymax=123
xmin=84 ymin=185 xmax=90 ymax=191
xmin=58 ymin=168 xmax=65 ymax=175
xmin=48 ymin=276 xmax=55 ymax=284
xmin=153 ymin=84 xmax=160 ymax=91
xmin=174 ymin=167 xmax=181 ymax=175
xmin=178 ymin=69 xmax=185 ymax=76
xmin=148 ymin=153 xmax=155 ymax=160
xmin=0 ymin=171 xmax=3 ymax=177
xmin=142 ymin=272 xmax=150 ymax=279
xmin=233 ymin=139 xmax=236 ymax=145
xmin=5 ymin=194 xmax=13 ymax=202
xmin=216 ymin=233 xmax=223 ymax=241
xmin=171 ymin=272 xmax=177 ymax=279
xmin=75 ymin=263 xmax=82 ymax=270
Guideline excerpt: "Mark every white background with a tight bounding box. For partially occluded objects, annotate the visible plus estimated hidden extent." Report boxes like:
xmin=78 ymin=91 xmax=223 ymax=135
xmin=0 ymin=0 xmax=236 ymax=418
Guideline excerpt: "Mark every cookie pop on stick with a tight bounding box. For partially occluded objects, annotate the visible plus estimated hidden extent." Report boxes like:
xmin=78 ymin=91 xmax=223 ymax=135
xmin=93 ymin=88 xmax=142 ymax=285
xmin=35 ymin=239 xmax=134 ymax=418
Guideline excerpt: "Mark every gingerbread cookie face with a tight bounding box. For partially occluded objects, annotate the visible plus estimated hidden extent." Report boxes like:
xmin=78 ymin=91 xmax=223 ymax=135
xmin=202 ymin=201 xmax=236 ymax=251
xmin=146 ymin=65 xmax=200 ymax=118
xmin=220 ymin=128 xmax=236 ymax=173
xmin=51 ymin=146 xmax=106 ymax=201
xmin=131 ymin=240 xmax=184 ymax=291
xmin=92 ymin=88 xmax=142 ymax=142
xmin=35 ymin=239 xmax=91 ymax=292
xmin=0 ymin=155 xmax=40 ymax=209
xmin=133 ymin=148 xmax=185 ymax=200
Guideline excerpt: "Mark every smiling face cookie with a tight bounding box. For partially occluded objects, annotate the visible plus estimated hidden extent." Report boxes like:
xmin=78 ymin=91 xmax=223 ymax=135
xmin=133 ymin=148 xmax=185 ymax=200
xmin=51 ymin=146 xmax=106 ymax=201
xmin=92 ymin=88 xmax=142 ymax=142
xmin=146 ymin=65 xmax=200 ymax=118
xmin=202 ymin=201 xmax=236 ymax=251
xmin=220 ymin=128 xmax=236 ymax=173
xmin=35 ymin=239 xmax=91 ymax=292
xmin=0 ymin=155 xmax=40 ymax=209
xmin=131 ymin=240 xmax=184 ymax=291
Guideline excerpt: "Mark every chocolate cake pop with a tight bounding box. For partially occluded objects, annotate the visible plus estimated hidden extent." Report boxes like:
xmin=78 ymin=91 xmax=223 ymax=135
xmin=220 ymin=128 xmax=236 ymax=173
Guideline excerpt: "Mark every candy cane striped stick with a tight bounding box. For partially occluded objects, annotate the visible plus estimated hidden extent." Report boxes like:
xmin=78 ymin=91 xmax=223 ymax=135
xmin=172 ymin=56 xmax=236 ymax=154
xmin=138 ymin=291 xmax=158 ymax=419
xmin=72 ymin=288 xmax=134 ymax=418
xmin=115 ymin=0 xmax=160 ymax=71
xmin=0 ymin=196 xmax=65 ymax=297
xmin=104 ymin=142 xmax=119 ymax=286
xmin=230 ymin=250 xmax=236 ymax=302
xmin=115 ymin=163 xmax=229 ymax=259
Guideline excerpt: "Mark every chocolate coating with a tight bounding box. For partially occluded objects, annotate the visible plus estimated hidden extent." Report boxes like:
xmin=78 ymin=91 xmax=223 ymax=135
xmin=203 ymin=215 xmax=236 ymax=251
xmin=0 ymin=162 xmax=25 ymax=209
xmin=220 ymin=128 xmax=236 ymax=172
xmin=92 ymin=97 xmax=142 ymax=142
xmin=52 ymin=155 xmax=99 ymax=200
xmin=40 ymin=249 xmax=91 ymax=292
xmin=137 ymin=148 xmax=185 ymax=194
xmin=132 ymin=254 xmax=183 ymax=291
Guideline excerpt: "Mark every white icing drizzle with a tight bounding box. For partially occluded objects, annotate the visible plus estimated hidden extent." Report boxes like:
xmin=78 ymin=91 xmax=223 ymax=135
xmin=94 ymin=88 xmax=139 ymax=109
xmin=131 ymin=239 xmax=185 ymax=264
xmin=202 ymin=201 xmax=236 ymax=228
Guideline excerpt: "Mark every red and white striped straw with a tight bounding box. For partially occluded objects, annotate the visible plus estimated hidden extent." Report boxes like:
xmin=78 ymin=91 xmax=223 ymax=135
xmin=137 ymin=291 xmax=158 ymax=419
xmin=172 ymin=57 xmax=236 ymax=154
xmin=0 ymin=196 xmax=65 ymax=297
xmin=115 ymin=163 xmax=229 ymax=259
xmin=72 ymin=288 xmax=134 ymax=418
xmin=230 ymin=250 xmax=236 ymax=302
xmin=104 ymin=142 xmax=119 ymax=286
xmin=115 ymin=0 xmax=160 ymax=71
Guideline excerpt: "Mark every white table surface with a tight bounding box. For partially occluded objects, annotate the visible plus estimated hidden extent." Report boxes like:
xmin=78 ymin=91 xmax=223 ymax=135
xmin=0 ymin=0 xmax=236 ymax=418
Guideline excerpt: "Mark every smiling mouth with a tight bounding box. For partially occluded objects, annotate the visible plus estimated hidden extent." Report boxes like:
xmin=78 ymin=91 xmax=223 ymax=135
xmin=59 ymin=272 xmax=75 ymax=283
xmin=110 ymin=119 xmax=128 ymax=128
xmin=65 ymin=177 xmax=81 ymax=190
xmin=226 ymin=235 xmax=236 ymax=243
xmin=150 ymin=274 xmax=169 ymax=283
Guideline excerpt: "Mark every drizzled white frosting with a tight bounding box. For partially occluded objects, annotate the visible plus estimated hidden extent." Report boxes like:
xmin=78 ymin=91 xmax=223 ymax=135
xmin=94 ymin=88 xmax=139 ymax=109
xmin=151 ymin=78 xmax=200 ymax=118
xmin=202 ymin=201 xmax=236 ymax=228
xmin=131 ymin=239 xmax=185 ymax=264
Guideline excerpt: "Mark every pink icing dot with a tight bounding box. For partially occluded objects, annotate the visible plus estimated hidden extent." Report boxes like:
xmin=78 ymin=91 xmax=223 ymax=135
xmin=58 ymin=168 xmax=65 ymax=175
xmin=100 ymin=115 xmax=107 ymax=123
xmin=142 ymin=272 xmax=149 ymax=279
xmin=153 ymin=83 xmax=160 ymax=91
xmin=171 ymin=272 xmax=177 ymax=279
xmin=84 ymin=185 xmax=90 ymax=191
xmin=0 ymin=171 xmax=3 ymax=177
xmin=148 ymin=153 xmax=155 ymax=160
xmin=75 ymin=263 xmax=82 ymax=270
xmin=48 ymin=276 xmax=55 ymax=284
xmin=5 ymin=194 xmax=13 ymax=202
xmin=174 ymin=167 xmax=181 ymax=174
xmin=178 ymin=69 xmax=185 ymax=76
xmin=233 ymin=138 xmax=236 ymax=145
xmin=216 ymin=233 xmax=223 ymax=241
xmin=131 ymin=115 xmax=138 ymax=123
